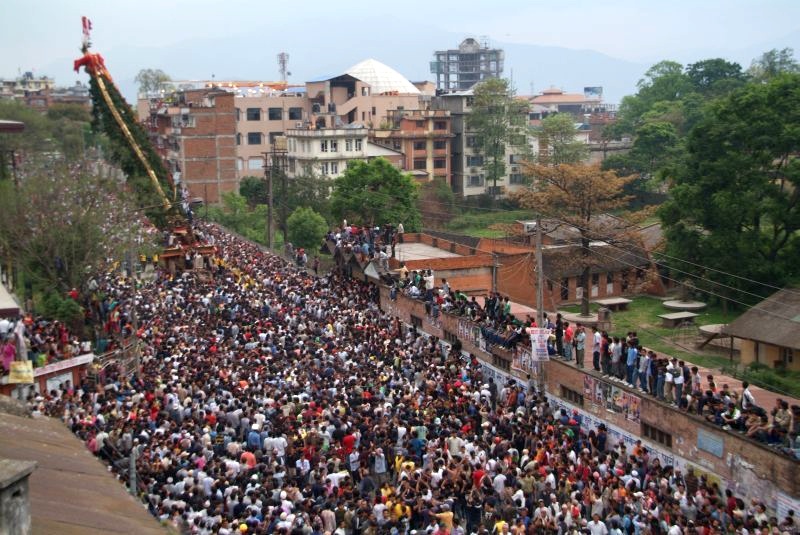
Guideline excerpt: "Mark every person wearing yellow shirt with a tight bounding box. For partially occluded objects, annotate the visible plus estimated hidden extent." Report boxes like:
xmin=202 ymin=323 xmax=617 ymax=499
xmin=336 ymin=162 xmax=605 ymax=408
xmin=434 ymin=504 xmax=454 ymax=529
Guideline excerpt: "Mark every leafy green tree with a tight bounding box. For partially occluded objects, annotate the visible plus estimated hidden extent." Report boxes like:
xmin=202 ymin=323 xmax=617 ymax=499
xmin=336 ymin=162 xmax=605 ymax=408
xmin=659 ymin=74 xmax=800 ymax=304
xmin=0 ymin=156 xmax=152 ymax=294
xmin=134 ymin=68 xmax=172 ymax=95
xmin=467 ymin=78 xmax=530 ymax=200
xmin=0 ymin=101 xmax=55 ymax=179
xmin=239 ymin=176 xmax=267 ymax=206
xmin=207 ymin=192 xmax=269 ymax=244
xmin=275 ymin=171 xmax=332 ymax=236
xmin=287 ymin=207 xmax=328 ymax=251
xmin=330 ymin=158 xmax=420 ymax=230
xmin=686 ymin=58 xmax=748 ymax=96
xmin=537 ymin=113 xmax=587 ymax=165
xmin=748 ymin=48 xmax=800 ymax=81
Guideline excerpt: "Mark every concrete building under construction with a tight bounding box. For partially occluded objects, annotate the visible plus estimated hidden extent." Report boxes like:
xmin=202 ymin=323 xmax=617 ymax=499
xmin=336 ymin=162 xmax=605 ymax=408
xmin=430 ymin=37 xmax=504 ymax=92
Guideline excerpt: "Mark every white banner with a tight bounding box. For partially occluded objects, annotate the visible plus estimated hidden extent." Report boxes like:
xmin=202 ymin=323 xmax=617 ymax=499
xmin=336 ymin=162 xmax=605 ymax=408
xmin=531 ymin=328 xmax=550 ymax=361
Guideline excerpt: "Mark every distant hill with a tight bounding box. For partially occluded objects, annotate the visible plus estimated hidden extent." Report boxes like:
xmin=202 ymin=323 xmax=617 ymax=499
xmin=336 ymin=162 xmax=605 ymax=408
xmin=39 ymin=25 xmax=799 ymax=108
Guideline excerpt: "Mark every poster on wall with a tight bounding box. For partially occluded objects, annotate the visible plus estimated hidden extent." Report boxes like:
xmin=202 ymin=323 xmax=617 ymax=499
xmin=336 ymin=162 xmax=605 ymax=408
xmin=594 ymin=380 xmax=610 ymax=406
xmin=583 ymin=375 xmax=594 ymax=400
xmin=530 ymin=329 xmax=550 ymax=361
xmin=623 ymin=392 xmax=641 ymax=423
xmin=608 ymin=386 xmax=625 ymax=413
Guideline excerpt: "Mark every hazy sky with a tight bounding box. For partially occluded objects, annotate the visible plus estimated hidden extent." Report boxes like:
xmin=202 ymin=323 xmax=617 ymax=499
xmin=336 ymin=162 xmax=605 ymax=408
xmin=1 ymin=0 xmax=798 ymax=87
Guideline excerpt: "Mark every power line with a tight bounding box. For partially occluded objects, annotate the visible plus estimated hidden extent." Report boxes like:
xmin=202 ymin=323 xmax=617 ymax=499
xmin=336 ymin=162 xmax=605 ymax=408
xmin=585 ymin=243 xmax=800 ymax=323
xmin=415 ymin=196 xmax=800 ymax=298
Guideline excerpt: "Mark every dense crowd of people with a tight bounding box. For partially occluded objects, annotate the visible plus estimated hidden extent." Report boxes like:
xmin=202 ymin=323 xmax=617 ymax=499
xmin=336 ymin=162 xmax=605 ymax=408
xmin=390 ymin=264 xmax=800 ymax=459
xmin=21 ymin=222 xmax=798 ymax=534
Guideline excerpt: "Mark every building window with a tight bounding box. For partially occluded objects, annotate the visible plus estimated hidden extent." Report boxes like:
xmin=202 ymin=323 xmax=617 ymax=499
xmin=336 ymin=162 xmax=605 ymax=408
xmin=247 ymin=132 xmax=262 ymax=145
xmin=246 ymin=108 xmax=261 ymax=121
xmin=434 ymin=140 xmax=447 ymax=150
xmin=248 ymin=158 xmax=263 ymax=170
xmin=415 ymin=120 xmax=424 ymax=127
xmin=509 ymin=173 xmax=524 ymax=184
xmin=321 ymin=140 xmax=328 ymax=152
xmin=468 ymin=175 xmax=484 ymax=187
xmin=434 ymin=121 xmax=447 ymax=130
xmin=288 ymin=107 xmax=303 ymax=120
xmin=561 ymin=278 xmax=569 ymax=300
xmin=236 ymin=159 xmax=244 ymax=171
xmin=236 ymin=133 xmax=242 ymax=146
xmin=560 ymin=385 xmax=584 ymax=406
xmin=444 ymin=330 xmax=458 ymax=344
xmin=413 ymin=141 xmax=426 ymax=150
xmin=492 ymin=355 xmax=510 ymax=371
xmin=235 ymin=108 xmax=241 ymax=121
xmin=268 ymin=108 xmax=282 ymax=120
xmin=466 ymin=135 xmax=478 ymax=148
xmin=371 ymin=106 xmax=376 ymax=116
xmin=355 ymin=139 xmax=363 ymax=151
xmin=434 ymin=159 xmax=446 ymax=169
xmin=345 ymin=138 xmax=353 ymax=151
xmin=642 ymin=422 xmax=672 ymax=448
xmin=413 ymin=159 xmax=427 ymax=170
xmin=782 ymin=347 xmax=794 ymax=364
xmin=331 ymin=162 xmax=339 ymax=175
xmin=330 ymin=139 xmax=338 ymax=152
xmin=321 ymin=162 xmax=329 ymax=175
xmin=509 ymin=154 xmax=523 ymax=164
xmin=466 ymin=155 xmax=484 ymax=167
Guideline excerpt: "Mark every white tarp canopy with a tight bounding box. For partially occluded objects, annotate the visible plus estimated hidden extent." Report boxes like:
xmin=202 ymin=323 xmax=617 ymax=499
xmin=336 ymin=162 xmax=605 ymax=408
xmin=0 ymin=284 xmax=20 ymax=318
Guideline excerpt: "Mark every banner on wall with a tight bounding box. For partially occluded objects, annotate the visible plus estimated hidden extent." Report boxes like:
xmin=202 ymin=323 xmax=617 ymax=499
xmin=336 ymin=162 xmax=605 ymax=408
xmin=530 ymin=329 xmax=550 ymax=361
xmin=8 ymin=361 xmax=34 ymax=384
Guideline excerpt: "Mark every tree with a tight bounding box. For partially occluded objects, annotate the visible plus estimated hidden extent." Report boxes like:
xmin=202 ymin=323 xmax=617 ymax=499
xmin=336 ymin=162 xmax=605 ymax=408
xmin=134 ymin=68 xmax=172 ymax=95
xmin=686 ymin=58 xmax=748 ymax=96
xmin=514 ymin=163 xmax=636 ymax=316
xmin=330 ymin=158 xmax=420 ymax=230
xmin=659 ymin=73 xmax=800 ymax=305
xmin=748 ymin=48 xmax=800 ymax=81
xmin=0 ymin=156 xmax=152 ymax=295
xmin=207 ymin=191 xmax=269 ymax=245
xmin=537 ymin=113 xmax=588 ymax=165
xmin=467 ymin=78 xmax=530 ymax=200
xmin=239 ymin=176 xmax=267 ymax=206
xmin=287 ymin=207 xmax=327 ymax=251
xmin=275 ymin=170 xmax=332 ymax=238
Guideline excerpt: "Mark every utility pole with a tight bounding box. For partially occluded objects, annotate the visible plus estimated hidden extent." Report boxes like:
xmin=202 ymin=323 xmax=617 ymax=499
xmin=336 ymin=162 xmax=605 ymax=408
xmin=263 ymin=153 xmax=273 ymax=250
xmin=491 ymin=253 xmax=498 ymax=293
xmin=264 ymin=138 xmax=288 ymax=251
xmin=534 ymin=216 xmax=546 ymax=395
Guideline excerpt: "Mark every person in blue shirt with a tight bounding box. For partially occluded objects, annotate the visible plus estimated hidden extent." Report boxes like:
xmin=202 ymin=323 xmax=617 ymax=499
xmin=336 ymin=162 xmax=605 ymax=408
xmin=626 ymin=342 xmax=639 ymax=386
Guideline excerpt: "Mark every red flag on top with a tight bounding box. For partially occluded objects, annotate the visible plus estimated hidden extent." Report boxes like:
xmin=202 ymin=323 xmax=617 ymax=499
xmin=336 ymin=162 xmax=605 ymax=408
xmin=81 ymin=16 xmax=92 ymax=48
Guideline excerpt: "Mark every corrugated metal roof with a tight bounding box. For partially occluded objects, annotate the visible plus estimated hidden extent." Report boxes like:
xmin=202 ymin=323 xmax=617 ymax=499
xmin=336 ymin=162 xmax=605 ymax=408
xmin=0 ymin=409 xmax=165 ymax=535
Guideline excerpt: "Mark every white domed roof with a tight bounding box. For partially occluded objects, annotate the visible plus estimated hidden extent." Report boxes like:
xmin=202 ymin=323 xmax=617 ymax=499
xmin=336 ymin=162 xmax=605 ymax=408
xmin=345 ymin=59 xmax=420 ymax=95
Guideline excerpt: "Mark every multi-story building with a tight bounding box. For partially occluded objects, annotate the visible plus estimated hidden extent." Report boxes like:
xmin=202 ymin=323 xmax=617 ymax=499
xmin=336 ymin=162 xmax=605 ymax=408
xmin=0 ymin=72 xmax=55 ymax=111
xmin=49 ymin=81 xmax=93 ymax=109
xmin=430 ymin=38 xmax=504 ymax=92
xmin=146 ymin=88 xmax=237 ymax=203
xmin=369 ymin=109 xmax=453 ymax=186
xmin=433 ymin=90 xmax=531 ymax=199
xmin=140 ymin=59 xmax=425 ymax=185
xmin=285 ymin=126 xmax=402 ymax=179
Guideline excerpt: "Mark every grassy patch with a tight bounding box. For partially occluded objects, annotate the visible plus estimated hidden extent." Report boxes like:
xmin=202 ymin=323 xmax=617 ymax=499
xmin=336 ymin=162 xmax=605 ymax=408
xmin=445 ymin=209 xmax=534 ymax=238
xmin=561 ymin=296 xmax=738 ymax=370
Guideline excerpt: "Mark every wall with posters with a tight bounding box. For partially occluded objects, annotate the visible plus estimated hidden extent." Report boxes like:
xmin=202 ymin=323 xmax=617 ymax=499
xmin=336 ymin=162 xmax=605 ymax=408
xmin=380 ymin=288 xmax=799 ymax=512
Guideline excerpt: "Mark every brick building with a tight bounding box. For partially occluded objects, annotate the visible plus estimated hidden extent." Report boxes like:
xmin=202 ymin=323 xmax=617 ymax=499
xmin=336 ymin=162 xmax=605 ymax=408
xmin=370 ymin=109 xmax=454 ymax=186
xmin=146 ymin=88 xmax=237 ymax=203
